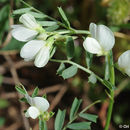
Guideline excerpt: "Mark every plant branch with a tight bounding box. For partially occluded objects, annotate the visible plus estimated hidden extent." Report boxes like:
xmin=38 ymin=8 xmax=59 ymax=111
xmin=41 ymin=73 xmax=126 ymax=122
xmin=62 ymin=100 xmax=101 ymax=130
xmin=20 ymin=0 xmax=90 ymax=35
xmin=104 ymin=51 xmax=115 ymax=130
xmin=50 ymin=59 xmax=108 ymax=88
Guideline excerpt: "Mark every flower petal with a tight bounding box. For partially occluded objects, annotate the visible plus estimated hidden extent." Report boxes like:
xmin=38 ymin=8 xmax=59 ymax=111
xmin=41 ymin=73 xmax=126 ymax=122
xmin=20 ymin=40 xmax=45 ymax=60
xmin=19 ymin=13 xmax=39 ymax=29
xmin=96 ymin=25 xmax=115 ymax=51
xmin=89 ymin=23 xmax=97 ymax=39
xmin=118 ymin=50 xmax=130 ymax=76
xmin=11 ymin=25 xmax=38 ymax=42
xmin=26 ymin=106 xmax=40 ymax=119
xmin=11 ymin=24 xmax=23 ymax=29
xmin=32 ymin=97 xmax=49 ymax=112
xmin=83 ymin=37 xmax=102 ymax=54
xmin=34 ymin=45 xmax=50 ymax=68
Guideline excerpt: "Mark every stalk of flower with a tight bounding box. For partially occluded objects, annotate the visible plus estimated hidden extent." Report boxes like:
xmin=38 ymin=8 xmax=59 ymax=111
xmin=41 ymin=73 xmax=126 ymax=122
xmin=25 ymin=94 xmax=50 ymax=119
xmin=11 ymin=13 xmax=46 ymax=42
xmin=118 ymin=50 xmax=130 ymax=76
xmin=83 ymin=23 xmax=115 ymax=56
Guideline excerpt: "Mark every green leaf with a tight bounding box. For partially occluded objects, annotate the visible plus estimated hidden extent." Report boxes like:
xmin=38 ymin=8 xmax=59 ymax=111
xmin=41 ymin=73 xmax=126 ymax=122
xmin=15 ymin=85 xmax=26 ymax=95
xmin=0 ymin=117 xmax=5 ymax=127
xmin=62 ymin=65 xmax=78 ymax=79
xmin=32 ymin=87 xmax=39 ymax=97
xmin=66 ymin=37 xmax=75 ymax=59
xmin=70 ymin=98 xmax=82 ymax=121
xmin=13 ymin=8 xmax=32 ymax=15
xmin=0 ymin=38 xmax=25 ymax=51
xmin=55 ymin=109 xmax=66 ymax=130
xmin=67 ymin=122 xmax=91 ymax=130
xmin=58 ymin=7 xmax=70 ymax=27
xmin=45 ymin=24 xmax=59 ymax=32
xmin=85 ymin=51 xmax=93 ymax=69
xmin=28 ymin=12 xmax=47 ymax=19
xmin=50 ymin=46 xmax=56 ymax=58
xmin=19 ymin=97 xmax=28 ymax=103
xmin=57 ymin=63 xmax=65 ymax=75
xmin=38 ymin=21 xmax=57 ymax=26
xmin=79 ymin=113 xmax=98 ymax=123
xmin=0 ymin=99 xmax=9 ymax=108
xmin=103 ymin=80 xmax=115 ymax=90
xmin=88 ymin=73 xmax=97 ymax=84
xmin=0 ymin=5 xmax=10 ymax=22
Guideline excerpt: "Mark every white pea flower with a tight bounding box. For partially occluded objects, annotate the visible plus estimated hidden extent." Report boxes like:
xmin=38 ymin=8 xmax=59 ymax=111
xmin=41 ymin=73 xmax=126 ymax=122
xmin=20 ymin=40 xmax=51 ymax=68
xmin=83 ymin=23 xmax=115 ymax=55
xmin=11 ymin=13 xmax=43 ymax=42
xmin=118 ymin=50 xmax=130 ymax=77
xmin=25 ymin=94 xmax=49 ymax=119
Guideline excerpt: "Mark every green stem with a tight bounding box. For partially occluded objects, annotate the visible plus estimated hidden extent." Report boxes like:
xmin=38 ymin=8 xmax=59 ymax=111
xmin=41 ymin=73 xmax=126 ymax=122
xmin=104 ymin=51 xmax=115 ymax=130
xmin=39 ymin=117 xmax=47 ymax=130
xmin=50 ymin=59 xmax=106 ymax=89
xmin=20 ymin=0 xmax=90 ymax=35
xmin=62 ymin=100 xmax=101 ymax=130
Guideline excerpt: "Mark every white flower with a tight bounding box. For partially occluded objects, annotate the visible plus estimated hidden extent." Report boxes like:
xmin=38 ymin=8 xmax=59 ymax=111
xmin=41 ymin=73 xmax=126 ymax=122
xmin=11 ymin=13 xmax=43 ymax=42
xmin=25 ymin=94 xmax=49 ymax=119
xmin=19 ymin=13 xmax=40 ymax=29
xmin=20 ymin=40 xmax=50 ymax=68
xmin=83 ymin=23 xmax=115 ymax=55
xmin=118 ymin=50 xmax=130 ymax=77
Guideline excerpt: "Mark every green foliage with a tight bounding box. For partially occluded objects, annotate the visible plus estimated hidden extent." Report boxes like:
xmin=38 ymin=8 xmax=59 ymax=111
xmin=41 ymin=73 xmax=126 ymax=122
xmin=13 ymin=7 xmax=32 ymax=15
xmin=61 ymin=65 xmax=78 ymax=79
xmin=55 ymin=109 xmax=66 ymax=130
xmin=32 ymin=87 xmax=39 ymax=97
xmin=15 ymin=85 xmax=26 ymax=95
xmin=67 ymin=122 xmax=91 ymax=130
xmin=38 ymin=21 xmax=57 ymax=27
xmin=79 ymin=113 xmax=98 ymax=123
xmin=103 ymin=79 xmax=114 ymax=90
xmin=57 ymin=63 xmax=66 ymax=75
xmin=54 ymin=98 xmax=98 ymax=130
xmin=0 ymin=4 xmax=10 ymax=45
xmin=45 ymin=24 xmax=59 ymax=32
xmin=85 ymin=51 xmax=93 ymax=69
xmin=70 ymin=98 xmax=82 ymax=121
xmin=107 ymin=0 xmax=130 ymax=25
xmin=88 ymin=73 xmax=97 ymax=84
xmin=19 ymin=97 xmax=28 ymax=103
xmin=66 ymin=37 xmax=75 ymax=59
xmin=58 ymin=7 xmax=70 ymax=28
xmin=0 ymin=38 xmax=25 ymax=51
xmin=28 ymin=12 xmax=47 ymax=19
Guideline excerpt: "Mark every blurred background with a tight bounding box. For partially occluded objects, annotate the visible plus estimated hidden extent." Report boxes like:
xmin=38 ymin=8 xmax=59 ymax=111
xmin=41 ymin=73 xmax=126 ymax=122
xmin=0 ymin=0 xmax=130 ymax=130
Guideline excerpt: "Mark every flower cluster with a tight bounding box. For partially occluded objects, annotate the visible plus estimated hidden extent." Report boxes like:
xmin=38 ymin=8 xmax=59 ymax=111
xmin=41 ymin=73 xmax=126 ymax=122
xmin=11 ymin=13 xmax=52 ymax=68
xmin=25 ymin=94 xmax=50 ymax=119
xmin=11 ymin=14 xmax=130 ymax=76
xmin=83 ymin=23 xmax=115 ymax=56
xmin=83 ymin=23 xmax=130 ymax=77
